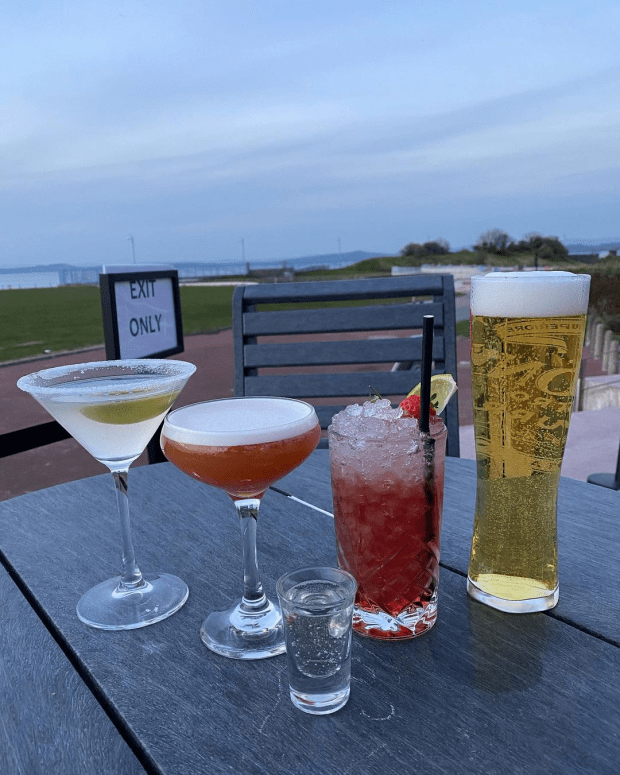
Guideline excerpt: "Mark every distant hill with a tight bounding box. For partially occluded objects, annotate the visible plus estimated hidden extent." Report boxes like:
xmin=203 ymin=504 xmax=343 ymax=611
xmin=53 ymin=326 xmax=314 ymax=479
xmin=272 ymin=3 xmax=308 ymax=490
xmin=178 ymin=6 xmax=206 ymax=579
xmin=264 ymin=250 xmax=387 ymax=269
xmin=566 ymin=241 xmax=620 ymax=255
xmin=0 ymin=251 xmax=388 ymax=276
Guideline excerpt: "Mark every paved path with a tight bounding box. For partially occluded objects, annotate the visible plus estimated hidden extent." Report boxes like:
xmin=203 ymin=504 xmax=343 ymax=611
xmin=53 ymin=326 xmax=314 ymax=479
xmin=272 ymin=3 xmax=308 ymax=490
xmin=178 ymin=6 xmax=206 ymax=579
xmin=456 ymin=330 xmax=618 ymax=484
xmin=459 ymin=410 xmax=620 ymax=483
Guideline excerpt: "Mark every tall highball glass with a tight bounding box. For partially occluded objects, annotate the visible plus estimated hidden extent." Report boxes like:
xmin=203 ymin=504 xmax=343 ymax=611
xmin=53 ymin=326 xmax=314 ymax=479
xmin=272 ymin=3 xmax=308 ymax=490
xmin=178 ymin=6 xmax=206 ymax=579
xmin=467 ymin=271 xmax=590 ymax=613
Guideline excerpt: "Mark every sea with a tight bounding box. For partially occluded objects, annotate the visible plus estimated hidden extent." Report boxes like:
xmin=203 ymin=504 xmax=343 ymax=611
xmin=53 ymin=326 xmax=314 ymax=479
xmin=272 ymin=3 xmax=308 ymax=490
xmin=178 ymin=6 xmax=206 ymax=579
xmin=0 ymin=251 xmax=382 ymax=290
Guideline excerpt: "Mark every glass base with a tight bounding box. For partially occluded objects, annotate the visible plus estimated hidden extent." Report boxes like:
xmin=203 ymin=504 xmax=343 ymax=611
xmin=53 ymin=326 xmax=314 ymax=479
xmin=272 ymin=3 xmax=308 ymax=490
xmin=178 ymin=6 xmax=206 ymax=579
xmin=200 ymin=597 xmax=285 ymax=659
xmin=290 ymin=686 xmax=350 ymax=715
xmin=76 ymin=573 xmax=189 ymax=630
xmin=353 ymin=589 xmax=438 ymax=640
xmin=467 ymin=577 xmax=558 ymax=613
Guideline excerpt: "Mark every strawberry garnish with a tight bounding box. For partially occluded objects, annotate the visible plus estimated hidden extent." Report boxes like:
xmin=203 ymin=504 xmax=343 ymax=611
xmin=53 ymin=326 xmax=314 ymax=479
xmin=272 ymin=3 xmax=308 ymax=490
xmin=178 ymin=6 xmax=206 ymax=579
xmin=399 ymin=395 xmax=437 ymax=420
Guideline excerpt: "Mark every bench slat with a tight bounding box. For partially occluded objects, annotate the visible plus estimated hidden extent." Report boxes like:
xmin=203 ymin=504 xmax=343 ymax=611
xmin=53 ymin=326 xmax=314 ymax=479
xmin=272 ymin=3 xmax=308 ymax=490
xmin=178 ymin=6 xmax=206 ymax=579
xmin=241 ymin=275 xmax=446 ymax=303
xmin=0 ymin=421 xmax=71 ymax=459
xmin=243 ymin=335 xmax=446 ymax=368
xmin=244 ymin=369 xmax=422 ymax=398
xmin=243 ymin=302 xmax=444 ymax=336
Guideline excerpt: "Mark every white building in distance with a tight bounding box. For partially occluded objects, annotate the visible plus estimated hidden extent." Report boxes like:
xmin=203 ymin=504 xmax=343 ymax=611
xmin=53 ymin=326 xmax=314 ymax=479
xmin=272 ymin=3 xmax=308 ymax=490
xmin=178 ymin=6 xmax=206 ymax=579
xmin=0 ymin=272 xmax=60 ymax=290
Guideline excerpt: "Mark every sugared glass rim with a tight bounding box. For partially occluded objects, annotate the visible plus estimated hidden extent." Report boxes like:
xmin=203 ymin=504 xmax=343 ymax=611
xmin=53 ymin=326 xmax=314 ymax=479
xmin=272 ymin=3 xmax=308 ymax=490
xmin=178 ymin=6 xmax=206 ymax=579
xmin=17 ymin=359 xmax=196 ymax=396
xmin=163 ymin=396 xmax=319 ymax=447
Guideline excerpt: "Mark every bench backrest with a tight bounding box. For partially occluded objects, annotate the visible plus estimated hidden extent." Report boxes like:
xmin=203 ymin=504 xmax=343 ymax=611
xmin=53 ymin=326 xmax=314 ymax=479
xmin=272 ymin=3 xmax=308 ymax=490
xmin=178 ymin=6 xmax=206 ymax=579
xmin=233 ymin=274 xmax=460 ymax=456
xmin=0 ymin=421 xmax=71 ymax=459
xmin=0 ymin=416 xmax=167 ymax=463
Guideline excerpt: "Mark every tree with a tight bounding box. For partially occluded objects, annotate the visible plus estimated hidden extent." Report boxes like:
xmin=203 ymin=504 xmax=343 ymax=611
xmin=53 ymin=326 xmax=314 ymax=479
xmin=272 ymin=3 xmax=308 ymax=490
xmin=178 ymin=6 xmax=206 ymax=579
xmin=400 ymin=242 xmax=424 ymax=257
xmin=400 ymin=238 xmax=450 ymax=257
xmin=540 ymin=240 xmax=568 ymax=262
xmin=421 ymin=241 xmax=447 ymax=256
xmin=514 ymin=234 xmax=569 ymax=262
xmin=474 ymin=229 xmax=513 ymax=254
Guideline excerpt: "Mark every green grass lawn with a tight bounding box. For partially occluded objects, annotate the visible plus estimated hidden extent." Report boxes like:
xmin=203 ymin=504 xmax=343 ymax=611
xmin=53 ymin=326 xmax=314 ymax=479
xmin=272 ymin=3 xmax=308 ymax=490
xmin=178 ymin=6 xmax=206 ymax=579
xmin=177 ymin=285 xmax=235 ymax=334
xmin=0 ymin=285 xmax=236 ymax=363
xmin=456 ymin=319 xmax=470 ymax=338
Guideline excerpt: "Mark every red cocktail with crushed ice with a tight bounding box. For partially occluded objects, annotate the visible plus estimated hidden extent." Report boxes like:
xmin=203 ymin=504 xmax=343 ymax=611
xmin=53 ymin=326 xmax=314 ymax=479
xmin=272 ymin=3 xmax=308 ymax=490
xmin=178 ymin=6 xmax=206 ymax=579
xmin=328 ymin=399 xmax=447 ymax=639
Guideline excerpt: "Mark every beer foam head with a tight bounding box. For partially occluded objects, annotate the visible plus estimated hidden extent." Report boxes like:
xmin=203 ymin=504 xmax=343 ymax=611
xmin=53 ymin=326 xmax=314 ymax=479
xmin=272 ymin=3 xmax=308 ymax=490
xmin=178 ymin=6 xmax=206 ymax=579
xmin=163 ymin=397 xmax=318 ymax=446
xmin=470 ymin=271 xmax=590 ymax=318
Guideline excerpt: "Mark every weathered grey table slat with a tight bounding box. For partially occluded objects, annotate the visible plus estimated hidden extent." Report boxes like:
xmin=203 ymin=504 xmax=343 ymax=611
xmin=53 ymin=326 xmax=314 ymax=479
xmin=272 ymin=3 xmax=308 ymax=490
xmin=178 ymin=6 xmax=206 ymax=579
xmin=0 ymin=566 xmax=145 ymax=775
xmin=0 ymin=460 xmax=618 ymax=774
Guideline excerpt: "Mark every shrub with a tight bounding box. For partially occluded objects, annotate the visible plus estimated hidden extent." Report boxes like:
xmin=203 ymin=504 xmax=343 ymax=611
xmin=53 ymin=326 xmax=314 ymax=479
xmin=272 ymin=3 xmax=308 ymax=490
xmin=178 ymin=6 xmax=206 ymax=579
xmin=588 ymin=261 xmax=620 ymax=335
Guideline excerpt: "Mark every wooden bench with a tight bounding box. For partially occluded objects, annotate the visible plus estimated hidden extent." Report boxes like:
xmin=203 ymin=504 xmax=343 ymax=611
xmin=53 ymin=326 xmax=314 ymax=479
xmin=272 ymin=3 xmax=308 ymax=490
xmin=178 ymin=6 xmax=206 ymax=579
xmin=233 ymin=275 xmax=460 ymax=456
xmin=0 ymin=420 xmax=71 ymax=459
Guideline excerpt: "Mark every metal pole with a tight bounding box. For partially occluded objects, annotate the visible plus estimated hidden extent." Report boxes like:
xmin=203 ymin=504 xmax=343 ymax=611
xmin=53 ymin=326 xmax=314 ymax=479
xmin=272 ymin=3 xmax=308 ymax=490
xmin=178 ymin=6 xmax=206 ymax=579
xmin=577 ymin=359 xmax=586 ymax=412
xmin=587 ymin=440 xmax=620 ymax=490
xmin=128 ymin=235 xmax=136 ymax=263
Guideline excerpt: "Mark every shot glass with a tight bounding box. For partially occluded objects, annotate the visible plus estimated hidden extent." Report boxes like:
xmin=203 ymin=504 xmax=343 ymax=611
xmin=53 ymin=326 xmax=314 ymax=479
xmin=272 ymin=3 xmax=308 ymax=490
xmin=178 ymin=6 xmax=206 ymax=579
xmin=277 ymin=566 xmax=357 ymax=715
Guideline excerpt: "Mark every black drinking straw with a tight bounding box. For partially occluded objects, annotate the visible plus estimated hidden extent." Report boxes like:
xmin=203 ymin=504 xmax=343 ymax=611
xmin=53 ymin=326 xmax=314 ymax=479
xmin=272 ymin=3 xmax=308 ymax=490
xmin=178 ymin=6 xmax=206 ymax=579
xmin=420 ymin=314 xmax=436 ymax=519
xmin=419 ymin=315 xmax=434 ymax=434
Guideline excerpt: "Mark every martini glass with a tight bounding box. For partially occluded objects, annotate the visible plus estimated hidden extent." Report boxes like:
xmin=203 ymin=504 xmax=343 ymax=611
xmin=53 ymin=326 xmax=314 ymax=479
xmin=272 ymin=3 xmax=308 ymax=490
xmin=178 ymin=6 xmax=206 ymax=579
xmin=17 ymin=359 xmax=196 ymax=630
xmin=161 ymin=397 xmax=321 ymax=659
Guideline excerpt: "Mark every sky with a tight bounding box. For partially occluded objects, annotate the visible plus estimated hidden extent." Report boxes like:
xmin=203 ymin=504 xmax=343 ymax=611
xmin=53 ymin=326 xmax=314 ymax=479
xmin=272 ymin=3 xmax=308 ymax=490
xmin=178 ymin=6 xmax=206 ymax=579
xmin=2 ymin=0 xmax=620 ymax=268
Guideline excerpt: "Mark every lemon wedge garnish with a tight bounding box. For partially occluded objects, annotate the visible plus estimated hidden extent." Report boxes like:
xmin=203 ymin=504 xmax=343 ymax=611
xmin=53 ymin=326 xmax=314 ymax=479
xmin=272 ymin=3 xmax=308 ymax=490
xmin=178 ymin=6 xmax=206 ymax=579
xmin=406 ymin=374 xmax=457 ymax=414
xmin=81 ymin=391 xmax=178 ymax=425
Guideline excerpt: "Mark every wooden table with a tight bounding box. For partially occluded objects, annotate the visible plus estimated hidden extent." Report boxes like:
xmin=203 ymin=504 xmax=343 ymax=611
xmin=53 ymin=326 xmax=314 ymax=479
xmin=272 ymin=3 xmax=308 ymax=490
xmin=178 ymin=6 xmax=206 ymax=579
xmin=0 ymin=453 xmax=619 ymax=774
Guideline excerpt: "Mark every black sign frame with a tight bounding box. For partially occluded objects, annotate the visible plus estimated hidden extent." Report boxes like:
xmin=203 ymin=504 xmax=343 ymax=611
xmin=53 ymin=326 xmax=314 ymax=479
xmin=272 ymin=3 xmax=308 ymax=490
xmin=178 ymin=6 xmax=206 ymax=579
xmin=99 ymin=269 xmax=184 ymax=360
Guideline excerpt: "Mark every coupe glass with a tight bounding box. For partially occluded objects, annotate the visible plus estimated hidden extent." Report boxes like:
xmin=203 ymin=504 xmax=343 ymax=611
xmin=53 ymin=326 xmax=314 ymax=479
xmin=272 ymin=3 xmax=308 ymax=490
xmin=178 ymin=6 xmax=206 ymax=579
xmin=161 ymin=396 xmax=321 ymax=659
xmin=17 ymin=359 xmax=196 ymax=630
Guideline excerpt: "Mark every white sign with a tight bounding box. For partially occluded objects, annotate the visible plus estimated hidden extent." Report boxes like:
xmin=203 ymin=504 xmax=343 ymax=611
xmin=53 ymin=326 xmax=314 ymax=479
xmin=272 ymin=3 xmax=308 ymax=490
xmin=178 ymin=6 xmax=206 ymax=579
xmin=114 ymin=277 xmax=178 ymax=358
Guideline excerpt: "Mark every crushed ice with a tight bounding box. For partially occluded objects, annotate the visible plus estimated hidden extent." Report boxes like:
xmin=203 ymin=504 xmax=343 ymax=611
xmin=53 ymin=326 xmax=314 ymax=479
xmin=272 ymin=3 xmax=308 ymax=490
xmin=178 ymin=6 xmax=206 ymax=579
xmin=361 ymin=398 xmax=395 ymax=420
xmin=332 ymin=399 xmax=421 ymax=443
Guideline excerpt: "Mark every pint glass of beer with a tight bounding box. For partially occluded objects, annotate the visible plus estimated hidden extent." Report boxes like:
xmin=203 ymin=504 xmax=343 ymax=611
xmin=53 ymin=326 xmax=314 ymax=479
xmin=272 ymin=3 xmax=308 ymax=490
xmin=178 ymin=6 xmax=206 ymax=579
xmin=467 ymin=271 xmax=590 ymax=613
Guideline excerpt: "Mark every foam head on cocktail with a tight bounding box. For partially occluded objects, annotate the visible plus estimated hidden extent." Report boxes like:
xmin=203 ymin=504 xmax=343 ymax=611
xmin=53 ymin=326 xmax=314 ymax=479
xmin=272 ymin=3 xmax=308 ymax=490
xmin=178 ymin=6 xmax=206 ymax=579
xmin=17 ymin=359 xmax=196 ymax=630
xmin=161 ymin=396 xmax=321 ymax=660
xmin=161 ymin=397 xmax=321 ymax=499
xmin=329 ymin=398 xmax=447 ymax=639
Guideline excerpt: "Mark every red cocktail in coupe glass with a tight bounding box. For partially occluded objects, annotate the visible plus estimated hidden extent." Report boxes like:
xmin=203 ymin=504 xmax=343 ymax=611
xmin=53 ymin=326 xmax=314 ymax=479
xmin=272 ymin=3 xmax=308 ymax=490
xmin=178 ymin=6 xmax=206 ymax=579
xmin=161 ymin=396 xmax=320 ymax=659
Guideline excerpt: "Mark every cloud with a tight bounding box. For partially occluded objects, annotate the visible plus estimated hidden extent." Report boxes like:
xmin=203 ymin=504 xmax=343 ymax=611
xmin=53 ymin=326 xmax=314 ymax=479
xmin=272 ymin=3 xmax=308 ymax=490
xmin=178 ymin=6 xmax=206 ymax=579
xmin=5 ymin=58 xmax=618 ymax=190
xmin=2 ymin=2 xmax=620 ymax=265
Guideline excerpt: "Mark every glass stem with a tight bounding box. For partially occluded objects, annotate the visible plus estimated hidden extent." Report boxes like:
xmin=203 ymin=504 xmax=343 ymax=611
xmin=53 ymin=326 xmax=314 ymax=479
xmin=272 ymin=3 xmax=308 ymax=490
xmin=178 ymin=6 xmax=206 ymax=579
xmin=112 ymin=469 xmax=144 ymax=589
xmin=234 ymin=498 xmax=268 ymax=612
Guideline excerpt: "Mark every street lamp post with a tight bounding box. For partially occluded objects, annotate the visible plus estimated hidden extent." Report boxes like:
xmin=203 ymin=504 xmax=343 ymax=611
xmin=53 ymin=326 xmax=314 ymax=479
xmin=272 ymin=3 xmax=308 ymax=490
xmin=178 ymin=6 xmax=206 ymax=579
xmin=128 ymin=235 xmax=136 ymax=263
